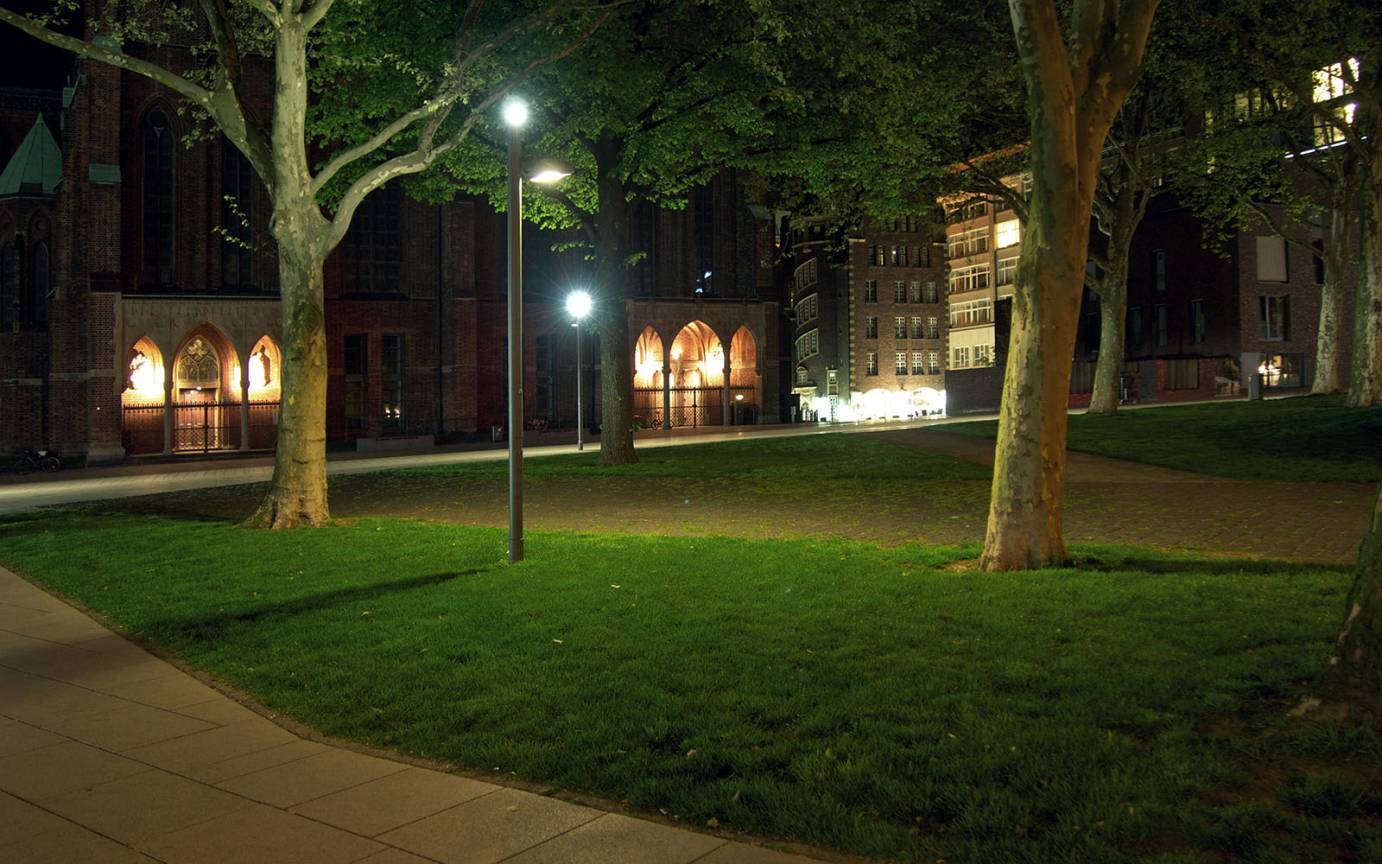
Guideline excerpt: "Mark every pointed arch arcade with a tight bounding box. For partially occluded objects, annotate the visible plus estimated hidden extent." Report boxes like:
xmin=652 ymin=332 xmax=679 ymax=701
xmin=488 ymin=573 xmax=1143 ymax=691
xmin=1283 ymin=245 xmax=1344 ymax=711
xmin=632 ymin=326 xmax=666 ymax=428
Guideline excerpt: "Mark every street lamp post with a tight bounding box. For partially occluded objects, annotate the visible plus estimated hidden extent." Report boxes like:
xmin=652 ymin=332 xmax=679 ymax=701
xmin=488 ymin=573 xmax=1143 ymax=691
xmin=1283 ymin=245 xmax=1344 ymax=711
xmin=501 ymin=97 xmax=570 ymax=564
xmin=566 ymin=289 xmax=593 ymax=451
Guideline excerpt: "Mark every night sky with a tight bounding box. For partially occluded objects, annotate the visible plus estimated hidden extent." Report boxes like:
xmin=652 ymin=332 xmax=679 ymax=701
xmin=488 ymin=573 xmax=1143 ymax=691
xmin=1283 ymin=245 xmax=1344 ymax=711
xmin=0 ymin=2 xmax=81 ymax=89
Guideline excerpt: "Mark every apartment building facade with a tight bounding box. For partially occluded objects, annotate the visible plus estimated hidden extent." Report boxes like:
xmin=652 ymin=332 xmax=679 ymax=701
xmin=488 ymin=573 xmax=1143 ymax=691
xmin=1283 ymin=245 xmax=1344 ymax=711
xmin=787 ymin=217 xmax=947 ymax=421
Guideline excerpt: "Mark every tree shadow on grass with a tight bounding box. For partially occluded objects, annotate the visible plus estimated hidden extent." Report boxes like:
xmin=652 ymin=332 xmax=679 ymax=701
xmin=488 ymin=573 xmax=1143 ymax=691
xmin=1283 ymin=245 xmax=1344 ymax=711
xmin=1069 ymin=550 xmax=1352 ymax=576
xmin=158 ymin=569 xmax=491 ymax=641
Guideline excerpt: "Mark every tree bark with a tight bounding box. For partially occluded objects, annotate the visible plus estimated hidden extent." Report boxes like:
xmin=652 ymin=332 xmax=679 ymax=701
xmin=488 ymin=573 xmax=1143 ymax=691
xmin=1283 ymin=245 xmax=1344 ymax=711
xmin=1347 ymin=131 xmax=1382 ymax=407
xmin=1307 ymin=486 xmax=1382 ymax=723
xmin=245 ymin=239 xmax=330 ymax=527
xmin=981 ymin=0 xmax=1157 ymax=571
xmin=982 ymin=156 xmax=1089 ymax=570
xmin=1313 ymin=197 xmax=1353 ymax=394
xmin=592 ymin=154 xmax=638 ymax=466
xmin=245 ymin=20 xmax=332 ymax=527
xmin=1088 ymin=268 xmax=1128 ymax=414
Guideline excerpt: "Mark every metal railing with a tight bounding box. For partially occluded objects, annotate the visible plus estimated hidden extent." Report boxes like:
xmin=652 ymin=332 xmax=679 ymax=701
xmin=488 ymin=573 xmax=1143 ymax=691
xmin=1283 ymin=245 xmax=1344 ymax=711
xmin=120 ymin=400 xmax=280 ymax=455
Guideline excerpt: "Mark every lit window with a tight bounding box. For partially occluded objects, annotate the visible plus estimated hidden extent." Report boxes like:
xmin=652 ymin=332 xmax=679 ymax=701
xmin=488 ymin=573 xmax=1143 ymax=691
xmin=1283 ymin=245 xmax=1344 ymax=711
xmin=995 ymin=219 xmax=1020 ymax=249
xmin=1255 ymin=236 xmax=1288 ymax=282
xmin=865 ymin=351 xmax=878 ymax=376
xmin=895 ymin=351 xmax=907 ymax=375
xmin=894 ymin=317 xmax=907 ymax=339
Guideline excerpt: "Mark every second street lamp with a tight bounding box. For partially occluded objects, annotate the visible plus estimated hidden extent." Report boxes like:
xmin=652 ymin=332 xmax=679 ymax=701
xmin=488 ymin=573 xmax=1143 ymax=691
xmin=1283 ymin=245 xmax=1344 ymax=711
xmin=502 ymin=96 xmax=571 ymax=564
xmin=565 ymin=289 xmax=593 ymax=451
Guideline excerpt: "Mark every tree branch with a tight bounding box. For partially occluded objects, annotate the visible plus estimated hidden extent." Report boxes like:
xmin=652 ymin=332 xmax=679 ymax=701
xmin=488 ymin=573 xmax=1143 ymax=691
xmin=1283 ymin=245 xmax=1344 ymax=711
xmin=234 ymin=0 xmax=282 ymax=26
xmin=301 ymin=0 xmax=337 ymax=30
xmin=0 ymin=7 xmax=213 ymax=109
xmin=312 ymin=102 xmax=445 ymax=195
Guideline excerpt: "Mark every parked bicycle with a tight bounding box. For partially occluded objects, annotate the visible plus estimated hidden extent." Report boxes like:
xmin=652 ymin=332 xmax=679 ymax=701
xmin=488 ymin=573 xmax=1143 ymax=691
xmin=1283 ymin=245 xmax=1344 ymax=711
xmin=13 ymin=448 xmax=62 ymax=475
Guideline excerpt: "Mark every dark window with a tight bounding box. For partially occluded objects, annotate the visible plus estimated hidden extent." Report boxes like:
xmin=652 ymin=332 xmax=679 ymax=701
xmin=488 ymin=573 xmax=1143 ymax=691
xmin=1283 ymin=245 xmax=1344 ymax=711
xmin=381 ymin=334 xmax=404 ymax=430
xmin=633 ymin=202 xmax=655 ymax=295
xmin=0 ymin=243 xmax=15 ymax=330
xmin=1164 ymin=358 xmax=1200 ymax=390
xmin=221 ymin=143 xmax=255 ymax=290
xmin=864 ymin=280 xmax=877 ymax=303
xmin=1128 ymin=306 xmax=1142 ymax=348
xmin=1190 ymin=299 xmax=1206 ymax=344
xmin=872 ymin=245 xmax=885 ymax=266
xmin=694 ymin=184 xmax=714 ymax=293
xmin=1152 ymin=249 xmax=1166 ymax=292
xmin=344 ymin=334 xmax=367 ymax=433
xmin=142 ymin=109 xmax=175 ymax=286
xmin=1155 ymin=304 xmax=1168 ymax=347
xmin=26 ymin=241 xmax=48 ymax=328
xmin=1259 ymin=295 xmax=1290 ymax=341
xmin=345 ymin=185 xmax=401 ymax=293
xmin=866 ymin=315 xmax=878 ymax=338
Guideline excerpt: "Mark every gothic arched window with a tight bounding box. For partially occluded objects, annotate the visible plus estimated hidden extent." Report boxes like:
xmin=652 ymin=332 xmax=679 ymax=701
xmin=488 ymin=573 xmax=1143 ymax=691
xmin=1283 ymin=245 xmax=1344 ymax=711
xmin=221 ymin=141 xmax=254 ymax=290
xmin=142 ymin=109 xmax=175 ymax=286
xmin=344 ymin=183 xmax=401 ymax=293
xmin=0 ymin=243 xmax=15 ymax=330
xmin=26 ymin=241 xmax=49 ymax=328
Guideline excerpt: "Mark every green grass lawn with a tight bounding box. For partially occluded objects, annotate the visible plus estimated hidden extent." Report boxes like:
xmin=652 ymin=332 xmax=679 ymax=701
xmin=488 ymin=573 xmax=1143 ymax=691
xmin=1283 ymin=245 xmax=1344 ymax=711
xmin=945 ymin=395 xmax=1382 ymax=483
xmin=3 ymin=509 xmax=1378 ymax=863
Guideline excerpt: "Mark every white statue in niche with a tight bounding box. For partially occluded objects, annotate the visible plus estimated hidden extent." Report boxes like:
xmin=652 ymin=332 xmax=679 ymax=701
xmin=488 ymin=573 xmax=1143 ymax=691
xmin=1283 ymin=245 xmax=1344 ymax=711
xmin=248 ymin=345 xmax=272 ymax=390
xmin=127 ymin=351 xmax=157 ymax=392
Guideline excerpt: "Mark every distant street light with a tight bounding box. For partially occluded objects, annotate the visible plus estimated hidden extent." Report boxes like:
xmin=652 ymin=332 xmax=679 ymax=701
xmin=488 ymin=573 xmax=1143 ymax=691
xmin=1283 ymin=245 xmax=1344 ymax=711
xmin=566 ymin=290 xmax=593 ymax=451
xmin=502 ymin=96 xmax=570 ymax=564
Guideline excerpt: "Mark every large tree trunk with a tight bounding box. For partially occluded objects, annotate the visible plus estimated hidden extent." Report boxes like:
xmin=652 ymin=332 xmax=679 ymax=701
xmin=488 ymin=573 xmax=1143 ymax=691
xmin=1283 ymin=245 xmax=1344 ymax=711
xmin=1314 ymin=198 xmax=1353 ymax=394
xmin=1347 ymin=139 xmax=1382 ymax=407
xmin=245 ymin=235 xmax=330 ymax=527
xmin=596 ymin=302 xmax=637 ymax=465
xmin=246 ymin=20 xmax=331 ymax=527
xmin=592 ymin=153 xmax=638 ymax=466
xmin=981 ymin=0 xmax=1156 ymax=570
xmin=1088 ymin=271 xmax=1127 ymax=414
xmin=1088 ymin=162 xmax=1142 ymax=415
xmin=1309 ymin=486 xmax=1382 ymax=722
xmin=981 ymin=157 xmax=1090 ymax=570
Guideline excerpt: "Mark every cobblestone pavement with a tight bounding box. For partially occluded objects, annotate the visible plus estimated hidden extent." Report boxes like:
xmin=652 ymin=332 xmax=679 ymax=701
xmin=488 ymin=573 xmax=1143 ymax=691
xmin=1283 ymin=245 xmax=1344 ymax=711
xmin=882 ymin=431 xmax=1375 ymax=565
xmin=0 ymin=567 xmax=831 ymax=864
xmin=92 ymin=426 xmax=1376 ymax=567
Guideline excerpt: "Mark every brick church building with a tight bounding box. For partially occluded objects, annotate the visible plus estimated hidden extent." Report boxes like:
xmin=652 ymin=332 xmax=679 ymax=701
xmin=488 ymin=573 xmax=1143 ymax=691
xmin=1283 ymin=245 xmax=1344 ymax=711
xmin=0 ymin=39 xmax=781 ymax=464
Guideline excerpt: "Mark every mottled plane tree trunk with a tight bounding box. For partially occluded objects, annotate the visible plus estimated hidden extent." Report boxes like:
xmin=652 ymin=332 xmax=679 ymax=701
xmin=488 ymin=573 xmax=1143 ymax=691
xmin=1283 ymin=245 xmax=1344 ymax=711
xmin=1296 ymin=485 xmax=1382 ymax=724
xmin=0 ymin=0 xmax=608 ymax=526
xmin=982 ymin=0 xmax=1160 ymax=570
xmin=1314 ymin=185 xmax=1357 ymax=394
xmin=1349 ymin=100 xmax=1382 ymax=407
xmin=1086 ymin=95 xmax=1153 ymax=415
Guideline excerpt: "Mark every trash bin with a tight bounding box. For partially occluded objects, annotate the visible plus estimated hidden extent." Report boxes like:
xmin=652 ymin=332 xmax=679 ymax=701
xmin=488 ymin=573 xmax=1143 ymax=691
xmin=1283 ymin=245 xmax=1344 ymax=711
xmin=1248 ymin=373 xmax=1263 ymax=400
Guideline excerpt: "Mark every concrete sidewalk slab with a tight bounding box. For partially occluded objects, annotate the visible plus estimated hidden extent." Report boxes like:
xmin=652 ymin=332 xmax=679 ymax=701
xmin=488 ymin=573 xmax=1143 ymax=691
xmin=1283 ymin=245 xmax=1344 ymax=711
xmin=0 ymin=566 xmax=832 ymax=864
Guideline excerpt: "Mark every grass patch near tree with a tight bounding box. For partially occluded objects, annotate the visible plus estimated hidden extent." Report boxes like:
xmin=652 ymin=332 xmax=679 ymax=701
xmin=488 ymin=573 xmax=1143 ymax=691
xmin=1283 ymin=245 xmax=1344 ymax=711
xmin=944 ymin=395 xmax=1382 ymax=483
xmin=2 ymin=509 xmax=1379 ymax=862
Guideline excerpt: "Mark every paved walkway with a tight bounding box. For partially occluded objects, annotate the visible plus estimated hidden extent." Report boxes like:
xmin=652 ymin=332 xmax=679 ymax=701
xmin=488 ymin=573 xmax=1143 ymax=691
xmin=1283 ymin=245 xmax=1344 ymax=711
xmin=0 ymin=568 xmax=827 ymax=864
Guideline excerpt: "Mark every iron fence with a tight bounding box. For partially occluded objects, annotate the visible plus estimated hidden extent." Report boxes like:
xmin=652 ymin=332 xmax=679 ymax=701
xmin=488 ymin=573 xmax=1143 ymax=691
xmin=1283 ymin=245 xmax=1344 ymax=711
xmin=121 ymin=400 xmax=280 ymax=455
